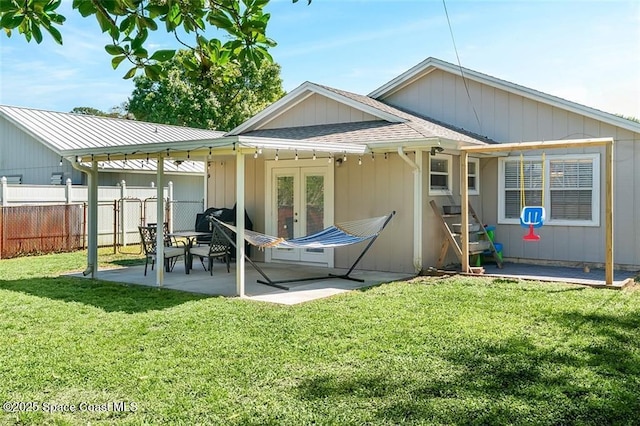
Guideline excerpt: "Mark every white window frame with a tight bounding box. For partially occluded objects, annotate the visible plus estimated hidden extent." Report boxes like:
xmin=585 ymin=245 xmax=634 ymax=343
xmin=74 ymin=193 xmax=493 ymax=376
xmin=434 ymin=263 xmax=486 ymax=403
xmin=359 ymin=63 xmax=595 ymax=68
xmin=429 ymin=153 xmax=453 ymax=196
xmin=460 ymin=157 xmax=480 ymax=195
xmin=498 ymin=153 xmax=600 ymax=227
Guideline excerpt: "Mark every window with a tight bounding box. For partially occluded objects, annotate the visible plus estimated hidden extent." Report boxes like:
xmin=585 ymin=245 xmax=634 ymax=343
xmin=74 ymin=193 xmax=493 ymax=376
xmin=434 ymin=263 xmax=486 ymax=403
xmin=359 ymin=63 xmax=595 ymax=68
xmin=4 ymin=175 xmax=22 ymax=184
xmin=51 ymin=173 xmax=64 ymax=185
xmin=429 ymin=154 xmax=452 ymax=195
xmin=498 ymin=154 xmax=599 ymax=226
xmin=468 ymin=157 xmax=480 ymax=195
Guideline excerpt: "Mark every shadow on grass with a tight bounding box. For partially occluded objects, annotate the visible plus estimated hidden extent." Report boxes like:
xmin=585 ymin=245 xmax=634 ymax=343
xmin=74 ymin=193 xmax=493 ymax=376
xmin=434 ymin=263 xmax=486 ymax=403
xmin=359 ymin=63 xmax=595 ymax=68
xmin=296 ymin=324 xmax=640 ymax=424
xmin=0 ymin=276 xmax=210 ymax=314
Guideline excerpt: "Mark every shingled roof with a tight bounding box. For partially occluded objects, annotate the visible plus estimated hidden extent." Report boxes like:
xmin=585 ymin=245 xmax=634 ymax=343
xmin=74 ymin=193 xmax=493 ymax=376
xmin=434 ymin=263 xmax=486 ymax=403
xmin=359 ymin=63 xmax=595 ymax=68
xmin=235 ymin=82 xmax=492 ymax=146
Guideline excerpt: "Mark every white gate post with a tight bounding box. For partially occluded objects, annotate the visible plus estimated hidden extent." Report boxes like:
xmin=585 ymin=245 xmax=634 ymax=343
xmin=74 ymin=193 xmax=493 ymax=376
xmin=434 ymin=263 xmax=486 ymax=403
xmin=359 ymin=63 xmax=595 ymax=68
xmin=120 ymin=180 xmax=127 ymax=245
xmin=65 ymin=178 xmax=72 ymax=204
xmin=1 ymin=176 xmax=7 ymax=206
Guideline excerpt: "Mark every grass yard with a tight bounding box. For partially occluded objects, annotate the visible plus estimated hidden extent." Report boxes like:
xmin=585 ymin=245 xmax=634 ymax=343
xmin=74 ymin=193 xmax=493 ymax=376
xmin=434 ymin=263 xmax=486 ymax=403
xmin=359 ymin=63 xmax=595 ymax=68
xmin=1 ymin=251 xmax=639 ymax=425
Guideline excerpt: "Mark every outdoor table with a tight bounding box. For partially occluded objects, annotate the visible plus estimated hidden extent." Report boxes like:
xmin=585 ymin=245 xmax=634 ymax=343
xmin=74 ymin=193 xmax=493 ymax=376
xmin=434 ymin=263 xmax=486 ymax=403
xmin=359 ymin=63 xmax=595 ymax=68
xmin=168 ymin=231 xmax=212 ymax=274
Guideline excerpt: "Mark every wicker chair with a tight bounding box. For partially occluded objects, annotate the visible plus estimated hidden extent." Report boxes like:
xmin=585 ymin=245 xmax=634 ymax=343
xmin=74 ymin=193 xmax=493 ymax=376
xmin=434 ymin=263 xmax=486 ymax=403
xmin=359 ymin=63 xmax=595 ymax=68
xmin=138 ymin=225 xmax=186 ymax=275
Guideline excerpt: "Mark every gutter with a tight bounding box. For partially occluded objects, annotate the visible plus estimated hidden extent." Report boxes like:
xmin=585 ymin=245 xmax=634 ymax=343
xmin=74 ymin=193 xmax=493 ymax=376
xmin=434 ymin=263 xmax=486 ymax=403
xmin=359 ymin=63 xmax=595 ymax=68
xmin=397 ymin=147 xmax=423 ymax=273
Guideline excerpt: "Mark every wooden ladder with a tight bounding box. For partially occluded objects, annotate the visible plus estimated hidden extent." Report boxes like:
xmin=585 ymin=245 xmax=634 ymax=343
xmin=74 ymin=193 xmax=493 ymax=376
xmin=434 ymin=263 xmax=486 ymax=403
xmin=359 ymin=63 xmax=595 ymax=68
xmin=429 ymin=200 xmax=503 ymax=271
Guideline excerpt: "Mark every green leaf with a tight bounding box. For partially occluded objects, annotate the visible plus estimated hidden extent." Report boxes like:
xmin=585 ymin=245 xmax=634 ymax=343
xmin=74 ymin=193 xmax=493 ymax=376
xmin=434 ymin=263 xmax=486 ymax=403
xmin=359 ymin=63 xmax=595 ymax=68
xmin=111 ymin=55 xmax=126 ymax=69
xmin=1 ymin=12 xmax=23 ymax=29
xmin=45 ymin=24 xmax=62 ymax=45
xmin=30 ymin=20 xmax=43 ymax=43
xmin=74 ymin=0 xmax=96 ymax=17
xmin=0 ymin=0 xmax=18 ymax=13
xmin=143 ymin=64 xmax=162 ymax=80
xmin=105 ymin=44 xmax=125 ymax=55
xmin=123 ymin=66 xmax=137 ymax=79
xmin=149 ymin=49 xmax=175 ymax=62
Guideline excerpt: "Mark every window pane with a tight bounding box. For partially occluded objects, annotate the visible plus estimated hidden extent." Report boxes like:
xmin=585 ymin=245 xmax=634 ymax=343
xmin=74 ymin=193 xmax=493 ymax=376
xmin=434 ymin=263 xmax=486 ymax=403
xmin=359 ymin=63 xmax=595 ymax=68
xmin=305 ymin=175 xmax=325 ymax=253
xmin=468 ymin=162 xmax=476 ymax=175
xmin=468 ymin=176 xmax=476 ymax=190
xmin=551 ymin=190 xmax=592 ymax=220
xmin=430 ymin=174 xmax=448 ymax=190
xmin=431 ymin=158 xmax=448 ymax=173
xmin=505 ymin=190 xmax=543 ymax=218
xmin=277 ymin=176 xmax=294 ymax=239
xmin=504 ymin=162 xmax=519 ymax=189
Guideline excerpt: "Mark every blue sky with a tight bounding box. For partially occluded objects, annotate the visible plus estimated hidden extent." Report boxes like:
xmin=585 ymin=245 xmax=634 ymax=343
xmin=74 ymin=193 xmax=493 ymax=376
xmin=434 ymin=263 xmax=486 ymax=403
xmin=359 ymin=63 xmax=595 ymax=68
xmin=1 ymin=0 xmax=639 ymax=118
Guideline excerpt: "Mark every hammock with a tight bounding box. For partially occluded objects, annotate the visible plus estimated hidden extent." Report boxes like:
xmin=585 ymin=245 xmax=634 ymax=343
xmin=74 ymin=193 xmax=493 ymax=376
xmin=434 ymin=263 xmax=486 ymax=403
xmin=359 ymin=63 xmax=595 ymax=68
xmin=208 ymin=211 xmax=396 ymax=290
xmin=212 ymin=214 xmax=390 ymax=249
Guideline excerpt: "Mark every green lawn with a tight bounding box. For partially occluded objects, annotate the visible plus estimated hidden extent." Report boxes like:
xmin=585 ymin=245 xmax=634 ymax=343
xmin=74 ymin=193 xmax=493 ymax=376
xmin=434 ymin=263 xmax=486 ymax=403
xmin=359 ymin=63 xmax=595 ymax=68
xmin=1 ymin=251 xmax=639 ymax=425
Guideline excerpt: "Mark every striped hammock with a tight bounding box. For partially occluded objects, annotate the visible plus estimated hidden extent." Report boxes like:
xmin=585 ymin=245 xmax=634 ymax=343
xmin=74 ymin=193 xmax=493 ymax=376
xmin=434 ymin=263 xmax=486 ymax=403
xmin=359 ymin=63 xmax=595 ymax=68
xmin=211 ymin=214 xmax=391 ymax=249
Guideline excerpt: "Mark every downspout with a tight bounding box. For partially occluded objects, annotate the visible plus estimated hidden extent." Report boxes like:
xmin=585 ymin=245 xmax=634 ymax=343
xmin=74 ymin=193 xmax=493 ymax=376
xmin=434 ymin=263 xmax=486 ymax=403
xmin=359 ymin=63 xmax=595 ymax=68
xmin=397 ymin=147 xmax=423 ymax=274
xmin=72 ymin=159 xmax=98 ymax=278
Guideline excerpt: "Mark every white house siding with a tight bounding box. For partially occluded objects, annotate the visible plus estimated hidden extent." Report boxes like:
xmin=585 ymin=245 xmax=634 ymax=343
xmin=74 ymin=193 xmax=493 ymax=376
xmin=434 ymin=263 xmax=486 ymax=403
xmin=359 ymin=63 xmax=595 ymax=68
xmin=207 ymin=153 xmax=417 ymax=274
xmin=262 ymin=93 xmax=379 ymax=129
xmin=0 ymin=116 xmax=79 ymax=184
xmin=383 ymin=70 xmax=640 ymax=269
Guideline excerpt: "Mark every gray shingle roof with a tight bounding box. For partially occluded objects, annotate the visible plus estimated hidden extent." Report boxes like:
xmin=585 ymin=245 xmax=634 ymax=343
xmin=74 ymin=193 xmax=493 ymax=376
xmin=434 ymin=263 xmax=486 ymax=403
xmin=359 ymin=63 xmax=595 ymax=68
xmin=243 ymin=84 xmax=492 ymax=145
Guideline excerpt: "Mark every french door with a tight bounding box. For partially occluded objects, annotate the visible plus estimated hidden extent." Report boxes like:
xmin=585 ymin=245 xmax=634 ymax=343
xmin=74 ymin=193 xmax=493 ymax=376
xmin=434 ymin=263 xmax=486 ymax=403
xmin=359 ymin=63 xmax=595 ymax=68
xmin=266 ymin=160 xmax=333 ymax=265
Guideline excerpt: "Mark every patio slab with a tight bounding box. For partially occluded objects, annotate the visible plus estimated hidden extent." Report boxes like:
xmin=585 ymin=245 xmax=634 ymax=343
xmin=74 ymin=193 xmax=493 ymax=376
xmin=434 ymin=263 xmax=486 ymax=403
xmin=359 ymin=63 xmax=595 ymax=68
xmin=481 ymin=262 xmax=637 ymax=288
xmin=79 ymin=261 xmax=413 ymax=305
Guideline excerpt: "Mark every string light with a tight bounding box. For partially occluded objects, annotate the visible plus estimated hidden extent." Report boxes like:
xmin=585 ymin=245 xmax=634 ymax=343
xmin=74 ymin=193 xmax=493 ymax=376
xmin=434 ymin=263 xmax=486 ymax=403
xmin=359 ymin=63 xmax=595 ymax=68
xmin=371 ymin=152 xmax=375 ymax=161
xmin=358 ymin=156 xmax=362 ymax=166
xmin=295 ymin=150 xmax=299 ymax=161
xmin=254 ymin=148 xmax=259 ymax=159
xmin=166 ymin=148 xmax=170 ymax=157
xmin=107 ymin=153 xmax=110 ymax=162
xmin=208 ymin=147 xmax=212 ymax=159
xmin=275 ymin=149 xmax=279 ymax=161
xmin=328 ymin=153 xmax=333 ymax=164
xmin=187 ymin=151 xmax=190 ymax=160
xmin=343 ymin=152 xmax=347 ymax=162
xmin=312 ymin=150 xmax=316 ymax=160
xmin=258 ymin=148 xmax=262 ymax=155
xmin=384 ymin=152 xmax=388 ymax=160
xmin=146 ymin=153 xmax=149 ymax=163
xmin=59 ymin=156 xmax=63 ymax=166
xmin=124 ymin=154 xmax=127 ymax=164
xmin=91 ymin=154 xmax=94 ymax=162
xmin=233 ymin=142 xmax=236 ymax=151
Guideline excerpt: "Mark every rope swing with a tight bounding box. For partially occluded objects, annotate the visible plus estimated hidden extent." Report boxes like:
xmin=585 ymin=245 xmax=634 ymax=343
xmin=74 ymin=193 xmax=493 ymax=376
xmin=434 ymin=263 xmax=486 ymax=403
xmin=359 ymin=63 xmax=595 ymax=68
xmin=520 ymin=152 xmax=546 ymax=241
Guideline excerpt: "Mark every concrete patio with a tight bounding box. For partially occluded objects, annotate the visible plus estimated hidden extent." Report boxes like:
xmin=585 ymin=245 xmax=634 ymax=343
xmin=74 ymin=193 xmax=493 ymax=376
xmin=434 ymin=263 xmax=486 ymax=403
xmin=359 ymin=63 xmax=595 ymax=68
xmin=84 ymin=260 xmax=414 ymax=305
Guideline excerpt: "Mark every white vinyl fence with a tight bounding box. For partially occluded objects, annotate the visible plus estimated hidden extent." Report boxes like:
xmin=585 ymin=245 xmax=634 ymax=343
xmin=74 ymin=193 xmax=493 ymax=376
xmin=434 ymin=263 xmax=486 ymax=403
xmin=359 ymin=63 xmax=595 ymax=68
xmin=1 ymin=177 xmax=203 ymax=250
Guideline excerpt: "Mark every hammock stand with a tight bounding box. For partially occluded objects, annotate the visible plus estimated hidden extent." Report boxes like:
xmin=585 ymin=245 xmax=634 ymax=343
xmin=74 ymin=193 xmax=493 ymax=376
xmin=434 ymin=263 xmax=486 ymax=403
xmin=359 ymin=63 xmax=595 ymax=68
xmin=210 ymin=211 xmax=396 ymax=290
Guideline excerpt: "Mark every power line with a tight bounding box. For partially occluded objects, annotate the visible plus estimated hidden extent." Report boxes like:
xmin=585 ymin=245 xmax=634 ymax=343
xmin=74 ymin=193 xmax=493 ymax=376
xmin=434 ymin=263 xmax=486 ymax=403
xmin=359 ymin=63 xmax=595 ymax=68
xmin=442 ymin=0 xmax=483 ymax=133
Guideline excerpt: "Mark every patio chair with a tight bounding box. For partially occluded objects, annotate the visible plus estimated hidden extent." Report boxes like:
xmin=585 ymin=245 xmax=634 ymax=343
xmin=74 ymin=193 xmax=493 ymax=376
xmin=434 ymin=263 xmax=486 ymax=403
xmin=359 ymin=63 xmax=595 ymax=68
xmin=190 ymin=223 xmax=231 ymax=275
xmin=138 ymin=225 xmax=186 ymax=276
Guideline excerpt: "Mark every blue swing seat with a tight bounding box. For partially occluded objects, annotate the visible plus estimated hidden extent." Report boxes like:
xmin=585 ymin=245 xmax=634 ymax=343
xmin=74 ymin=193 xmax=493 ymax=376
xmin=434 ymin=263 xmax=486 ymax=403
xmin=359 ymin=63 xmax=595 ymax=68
xmin=520 ymin=206 xmax=545 ymax=228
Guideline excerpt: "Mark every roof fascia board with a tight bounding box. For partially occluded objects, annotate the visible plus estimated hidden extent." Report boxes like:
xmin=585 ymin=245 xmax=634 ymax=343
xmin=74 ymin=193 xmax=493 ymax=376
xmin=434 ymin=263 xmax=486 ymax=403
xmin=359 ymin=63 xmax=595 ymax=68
xmin=369 ymin=57 xmax=640 ymax=134
xmin=60 ymin=136 xmax=241 ymax=159
xmin=229 ymin=82 xmax=405 ymax=135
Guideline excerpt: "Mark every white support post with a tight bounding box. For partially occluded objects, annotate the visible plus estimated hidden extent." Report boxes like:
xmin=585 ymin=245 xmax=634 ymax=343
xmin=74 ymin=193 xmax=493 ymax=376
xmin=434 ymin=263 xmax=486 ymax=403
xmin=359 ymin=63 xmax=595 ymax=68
xmin=235 ymin=150 xmax=246 ymax=297
xmin=156 ymin=156 xmax=165 ymax=287
xmin=461 ymin=151 xmax=469 ymax=273
xmin=86 ymin=161 xmax=99 ymax=278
